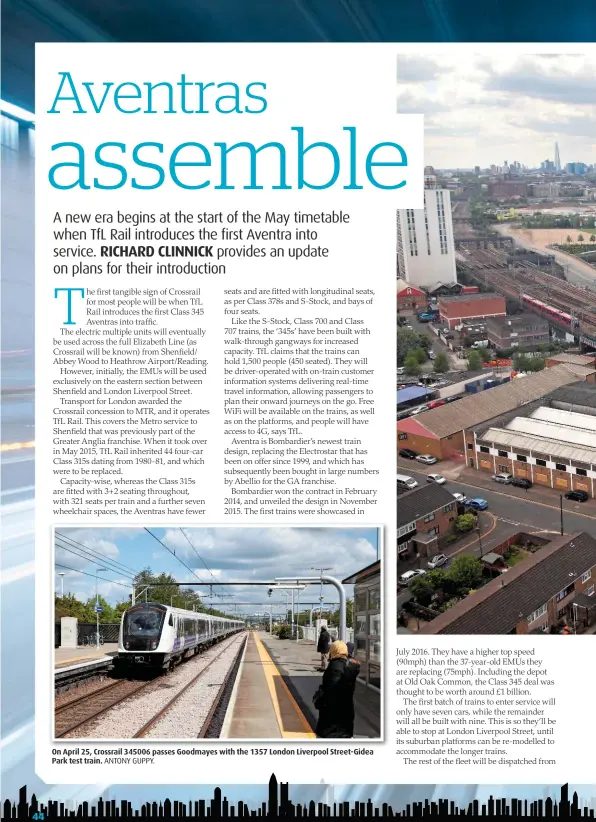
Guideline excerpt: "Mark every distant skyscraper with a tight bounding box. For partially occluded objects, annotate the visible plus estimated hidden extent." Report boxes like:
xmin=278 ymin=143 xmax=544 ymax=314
xmin=554 ymin=142 xmax=561 ymax=171
xmin=396 ymin=184 xmax=457 ymax=292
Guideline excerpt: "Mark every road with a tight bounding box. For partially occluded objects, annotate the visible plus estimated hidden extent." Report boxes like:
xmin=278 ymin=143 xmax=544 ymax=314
xmin=398 ymin=460 xmax=596 ymax=548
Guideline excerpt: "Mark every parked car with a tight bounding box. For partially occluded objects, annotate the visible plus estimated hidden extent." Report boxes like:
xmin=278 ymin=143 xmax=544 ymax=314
xmin=428 ymin=351 xmax=436 ymax=360
xmin=427 ymin=399 xmax=446 ymax=409
xmin=427 ymin=473 xmax=446 ymax=485
xmin=511 ymin=477 xmax=532 ymax=489
xmin=399 ymin=448 xmax=418 ymax=459
xmin=397 ymin=367 xmax=405 ymax=375
xmin=399 ymin=569 xmax=427 ymax=586
xmin=565 ymin=490 xmax=589 ymax=502
xmin=445 ymin=395 xmax=462 ymax=403
xmin=452 ymin=492 xmax=468 ymax=503
xmin=427 ymin=553 xmax=448 ymax=570
xmin=492 ymin=473 xmax=513 ymax=484
xmin=467 ymin=498 xmax=489 ymax=511
xmin=410 ymin=405 xmax=429 ymax=416
xmin=416 ymin=454 xmax=438 ymax=465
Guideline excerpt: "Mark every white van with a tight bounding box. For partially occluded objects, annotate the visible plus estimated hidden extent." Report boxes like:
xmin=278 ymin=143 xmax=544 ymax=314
xmin=396 ymin=474 xmax=418 ymax=490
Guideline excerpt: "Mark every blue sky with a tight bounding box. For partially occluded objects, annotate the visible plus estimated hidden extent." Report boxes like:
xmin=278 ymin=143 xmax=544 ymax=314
xmin=54 ymin=526 xmax=379 ymax=616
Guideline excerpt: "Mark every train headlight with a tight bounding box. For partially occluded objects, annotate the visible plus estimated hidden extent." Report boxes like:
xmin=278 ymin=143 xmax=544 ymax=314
xmin=151 ymin=640 xmax=158 ymax=649
xmin=125 ymin=641 xmax=130 ymax=649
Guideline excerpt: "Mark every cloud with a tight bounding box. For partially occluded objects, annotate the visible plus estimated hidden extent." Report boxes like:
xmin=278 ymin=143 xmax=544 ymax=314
xmin=397 ymin=89 xmax=449 ymax=116
xmin=397 ymin=56 xmax=442 ymax=83
xmin=483 ymin=58 xmax=596 ymax=105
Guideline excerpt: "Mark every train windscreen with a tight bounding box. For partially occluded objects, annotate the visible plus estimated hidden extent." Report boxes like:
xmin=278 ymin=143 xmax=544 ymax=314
xmin=123 ymin=606 xmax=165 ymax=650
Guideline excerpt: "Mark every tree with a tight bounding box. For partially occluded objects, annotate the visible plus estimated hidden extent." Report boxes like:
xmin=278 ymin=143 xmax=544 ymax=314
xmin=455 ymin=513 xmax=477 ymax=533
xmin=397 ymin=329 xmax=428 ymax=365
xmin=480 ymin=347 xmax=492 ymax=362
xmin=578 ymin=233 xmax=585 ymax=243
xmin=425 ymin=569 xmax=448 ymax=590
xmin=446 ymin=555 xmax=484 ymax=592
xmin=409 ymin=576 xmax=436 ymax=606
xmin=433 ymin=352 xmax=449 ymax=373
xmin=413 ymin=347 xmax=427 ymax=364
xmin=590 ymin=235 xmax=596 ymax=243
xmin=513 ymin=352 xmax=531 ymax=372
xmin=526 ymin=357 xmax=545 ymax=372
xmin=566 ymin=235 xmax=572 ymax=244
xmin=404 ymin=353 xmax=422 ymax=376
xmin=466 ymin=349 xmax=482 ymax=371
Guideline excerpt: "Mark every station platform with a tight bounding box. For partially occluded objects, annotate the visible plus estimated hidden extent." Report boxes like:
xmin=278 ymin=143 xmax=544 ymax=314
xmin=55 ymin=643 xmax=119 ymax=669
xmin=222 ymin=632 xmax=380 ymax=740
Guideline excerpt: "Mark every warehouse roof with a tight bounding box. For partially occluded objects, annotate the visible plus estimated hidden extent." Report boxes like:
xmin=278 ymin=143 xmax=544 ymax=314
xmin=479 ymin=427 xmax=596 ymax=465
xmin=506 ymin=414 xmax=596 ymax=450
xmin=397 ymin=385 xmax=431 ymax=405
xmin=399 ymin=364 xmax=595 ymax=440
xmin=397 ymin=483 xmax=455 ymax=529
xmin=547 ymin=352 xmax=596 ymax=366
xmin=530 ymin=406 xmax=596 ymax=432
xmin=419 ymin=532 xmax=596 ymax=635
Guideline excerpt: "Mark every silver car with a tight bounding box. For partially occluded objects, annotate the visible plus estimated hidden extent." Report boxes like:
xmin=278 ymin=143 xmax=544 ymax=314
xmin=416 ymin=454 xmax=438 ymax=465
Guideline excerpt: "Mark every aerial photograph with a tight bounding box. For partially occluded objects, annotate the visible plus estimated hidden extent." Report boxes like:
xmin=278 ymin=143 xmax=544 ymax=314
xmin=395 ymin=52 xmax=596 ymax=636
xmin=53 ymin=525 xmax=381 ymax=740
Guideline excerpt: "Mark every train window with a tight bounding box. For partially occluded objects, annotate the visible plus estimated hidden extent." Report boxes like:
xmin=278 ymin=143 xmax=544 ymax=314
xmin=169 ymin=614 xmax=174 ymax=627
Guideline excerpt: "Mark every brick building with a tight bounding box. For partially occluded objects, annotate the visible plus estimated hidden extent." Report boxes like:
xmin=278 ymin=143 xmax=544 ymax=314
xmin=397 ymin=484 xmax=458 ymax=560
xmin=397 ymin=278 xmax=426 ymax=314
xmin=486 ymin=313 xmax=549 ymax=350
xmin=465 ymin=383 xmax=596 ymax=495
xmin=397 ymin=364 xmax=595 ymax=462
xmin=438 ymin=293 xmax=506 ymax=330
xmin=487 ymin=181 xmax=529 ymax=200
xmin=419 ymin=532 xmax=596 ymax=634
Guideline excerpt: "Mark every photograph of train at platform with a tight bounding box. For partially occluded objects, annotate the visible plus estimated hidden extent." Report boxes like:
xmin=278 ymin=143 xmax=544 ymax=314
xmin=53 ymin=526 xmax=382 ymax=740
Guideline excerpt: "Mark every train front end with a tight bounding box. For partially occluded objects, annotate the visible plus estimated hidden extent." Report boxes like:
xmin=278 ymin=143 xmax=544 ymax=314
xmin=117 ymin=602 xmax=171 ymax=670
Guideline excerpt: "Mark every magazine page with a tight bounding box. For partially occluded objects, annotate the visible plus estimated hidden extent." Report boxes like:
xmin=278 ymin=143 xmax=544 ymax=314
xmin=35 ymin=42 xmax=419 ymax=786
xmin=2 ymin=20 xmax=596 ymax=820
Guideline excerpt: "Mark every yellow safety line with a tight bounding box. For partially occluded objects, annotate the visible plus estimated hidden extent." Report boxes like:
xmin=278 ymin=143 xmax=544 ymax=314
xmin=253 ymin=632 xmax=315 ymax=739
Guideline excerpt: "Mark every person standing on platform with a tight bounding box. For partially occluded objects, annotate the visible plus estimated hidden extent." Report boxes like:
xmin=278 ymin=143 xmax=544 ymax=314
xmin=317 ymin=625 xmax=331 ymax=671
xmin=314 ymin=640 xmax=360 ymax=738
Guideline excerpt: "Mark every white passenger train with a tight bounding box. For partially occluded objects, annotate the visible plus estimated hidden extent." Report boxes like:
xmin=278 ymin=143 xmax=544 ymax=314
xmin=117 ymin=602 xmax=245 ymax=670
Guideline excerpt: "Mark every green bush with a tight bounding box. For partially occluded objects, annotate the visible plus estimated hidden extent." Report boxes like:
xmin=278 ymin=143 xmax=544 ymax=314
xmin=455 ymin=513 xmax=476 ymax=533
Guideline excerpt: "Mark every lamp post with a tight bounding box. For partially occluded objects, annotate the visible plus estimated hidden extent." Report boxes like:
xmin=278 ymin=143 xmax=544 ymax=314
xmin=58 ymin=572 xmax=65 ymax=597
xmin=95 ymin=567 xmax=107 ymax=648
xmin=476 ymin=518 xmax=484 ymax=558
xmin=560 ymin=494 xmax=564 ymax=536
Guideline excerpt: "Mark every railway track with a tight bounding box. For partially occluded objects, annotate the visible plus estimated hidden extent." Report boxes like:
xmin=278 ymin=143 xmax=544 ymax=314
xmin=55 ymin=679 xmax=152 ymax=738
xmin=133 ymin=634 xmax=247 ymax=739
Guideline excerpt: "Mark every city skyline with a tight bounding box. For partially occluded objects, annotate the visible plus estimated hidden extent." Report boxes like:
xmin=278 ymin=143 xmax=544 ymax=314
xmin=397 ymin=53 xmax=596 ymax=169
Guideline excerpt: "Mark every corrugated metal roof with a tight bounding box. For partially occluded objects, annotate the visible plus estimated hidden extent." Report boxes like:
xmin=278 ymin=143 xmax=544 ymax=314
xmin=481 ymin=427 xmax=596 ymax=464
xmin=397 ymin=385 xmax=429 ymax=404
xmin=547 ymin=353 xmax=596 ymax=366
xmin=531 ymin=406 xmax=596 ymax=431
xmin=406 ymin=364 xmax=595 ymax=439
xmin=506 ymin=416 xmax=596 ymax=449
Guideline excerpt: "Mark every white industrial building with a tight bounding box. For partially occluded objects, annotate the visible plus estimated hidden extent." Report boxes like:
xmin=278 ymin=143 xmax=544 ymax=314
xmin=474 ymin=406 xmax=596 ymax=495
xmin=396 ymin=177 xmax=457 ymax=292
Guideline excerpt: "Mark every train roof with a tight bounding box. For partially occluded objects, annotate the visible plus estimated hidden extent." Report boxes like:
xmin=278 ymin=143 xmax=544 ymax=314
xmin=125 ymin=602 xmax=243 ymax=621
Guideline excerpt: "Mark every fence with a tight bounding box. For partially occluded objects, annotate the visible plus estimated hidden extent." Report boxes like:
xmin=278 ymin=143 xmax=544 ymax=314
xmin=77 ymin=622 xmax=120 ymax=645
